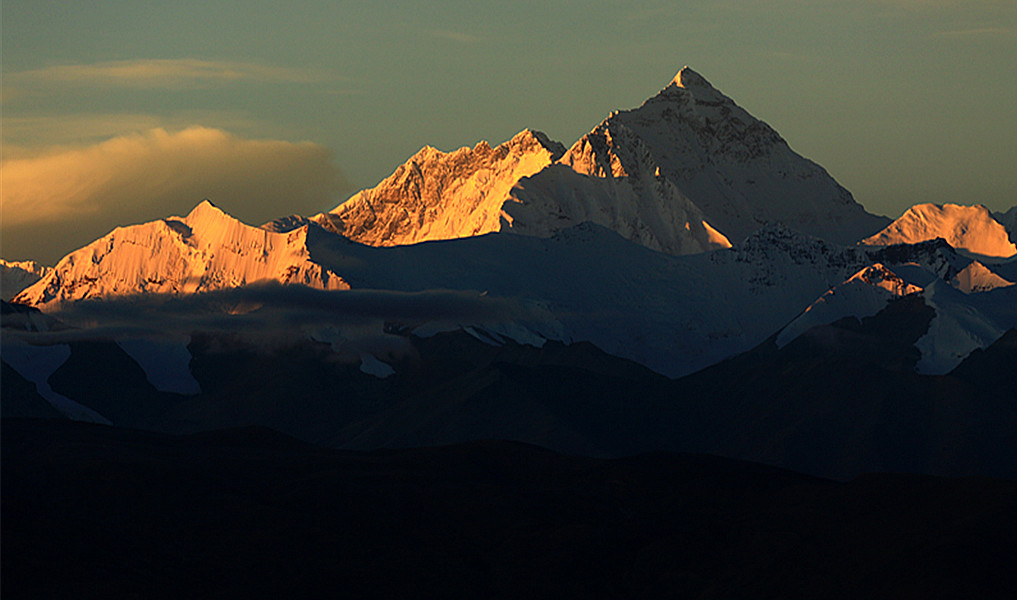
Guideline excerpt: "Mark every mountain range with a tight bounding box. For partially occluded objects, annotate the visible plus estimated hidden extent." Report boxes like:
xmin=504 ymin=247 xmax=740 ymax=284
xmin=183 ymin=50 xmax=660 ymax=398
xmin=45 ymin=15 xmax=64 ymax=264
xmin=293 ymin=67 xmax=888 ymax=254
xmin=3 ymin=67 xmax=1016 ymax=481
xmin=5 ymin=65 xmax=1017 ymax=599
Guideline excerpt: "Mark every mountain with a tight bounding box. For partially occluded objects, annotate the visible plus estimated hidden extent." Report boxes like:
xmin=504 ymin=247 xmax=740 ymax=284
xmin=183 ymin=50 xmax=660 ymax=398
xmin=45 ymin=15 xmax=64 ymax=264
xmin=0 ymin=299 xmax=65 ymax=333
xmin=319 ymin=67 xmax=886 ymax=254
xmin=5 ymin=294 xmax=1016 ymax=479
xmin=950 ymin=260 xmax=1014 ymax=294
xmin=15 ymin=198 xmax=1012 ymax=385
xmin=10 ymin=216 xmax=825 ymax=377
xmin=914 ymin=279 xmax=1017 ymax=374
xmin=555 ymin=67 xmax=889 ymax=245
xmin=503 ymin=162 xmax=732 ymax=256
xmin=775 ymin=263 xmax=922 ymax=347
xmin=669 ymin=294 xmax=1017 ymax=478
xmin=1 ymin=259 xmax=52 ymax=301
xmin=994 ymin=205 xmax=1017 ymax=245
xmin=314 ymin=126 xmax=730 ymax=256
xmin=7 ymin=66 xmax=1017 ymax=599
xmin=316 ymin=129 xmax=566 ymax=245
xmin=13 ymin=200 xmax=348 ymax=306
xmin=861 ymin=203 xmax=1017 ymax=258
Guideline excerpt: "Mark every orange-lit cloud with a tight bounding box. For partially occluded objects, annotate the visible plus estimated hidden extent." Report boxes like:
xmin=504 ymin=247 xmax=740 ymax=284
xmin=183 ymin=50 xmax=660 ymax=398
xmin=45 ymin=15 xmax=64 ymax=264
xmin=1 ymin=127 xmax=345 ymax=263
xmin=8 ymin=59 xmax=332 ymax=89
xmin=1 ymin=112 xmax=267 ymax=159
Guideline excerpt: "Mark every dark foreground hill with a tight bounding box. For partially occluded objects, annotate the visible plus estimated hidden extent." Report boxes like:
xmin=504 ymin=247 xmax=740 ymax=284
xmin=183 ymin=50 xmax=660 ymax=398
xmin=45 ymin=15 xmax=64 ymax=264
xmin=3 ymin=418 xmax=1015 ymax=599
xmin=5 ymin=295 xmax=1015 ymax=480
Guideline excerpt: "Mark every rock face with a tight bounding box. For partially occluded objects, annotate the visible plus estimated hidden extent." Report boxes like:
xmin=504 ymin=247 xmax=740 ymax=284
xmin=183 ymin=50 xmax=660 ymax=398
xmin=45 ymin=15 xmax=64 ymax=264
xmin=557 ymin=67 xmax=889 ymax=245
xmin=326 ymin=129 xmax=566 ymax=246
xmin=862 ymin=203 xmax=1017 ymax=258
xmin=14 ymin=200 xmax=348 ymax=307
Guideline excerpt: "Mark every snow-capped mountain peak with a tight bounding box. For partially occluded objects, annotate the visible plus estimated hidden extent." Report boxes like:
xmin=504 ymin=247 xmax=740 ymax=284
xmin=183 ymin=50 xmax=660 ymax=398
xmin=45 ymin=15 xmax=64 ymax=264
xmin=14 ymin=200 xmax=348 ymax=308
xmin=663 ymin=66 xmax=728 ymax=105
xmin=776 ymin=263 xmax=922 ymax=348
xmin=323 ymin=129 xmax=566 ymax=246
xmin=184 ymin=198 xmax=230 ymax=226
xmin=950 ymin=260 xmax=1014 ymax=294
xmin=309 ymin=66 xmax=886 ymax=255
xmin=671 ymin=65 xmax=710 ymax=89
xmin=861 ymin=203 xmax=1017 ymax=258
xmin=558 ymin=67 xmax=888 ymax=246
xmin=847 ymin=263 xmax=924 ymax=296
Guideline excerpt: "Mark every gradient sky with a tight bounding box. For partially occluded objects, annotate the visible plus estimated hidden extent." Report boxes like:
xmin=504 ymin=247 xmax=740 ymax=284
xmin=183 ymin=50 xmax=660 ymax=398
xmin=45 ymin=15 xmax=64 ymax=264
xmin=3 ymin=0 xmax=1016 ymax=264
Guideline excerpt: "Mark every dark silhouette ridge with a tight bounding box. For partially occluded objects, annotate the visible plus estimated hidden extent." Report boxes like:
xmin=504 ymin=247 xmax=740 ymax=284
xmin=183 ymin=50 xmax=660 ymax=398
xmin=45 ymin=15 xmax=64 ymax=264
xmin=4 ymin=417 xmax=1016 ymax=600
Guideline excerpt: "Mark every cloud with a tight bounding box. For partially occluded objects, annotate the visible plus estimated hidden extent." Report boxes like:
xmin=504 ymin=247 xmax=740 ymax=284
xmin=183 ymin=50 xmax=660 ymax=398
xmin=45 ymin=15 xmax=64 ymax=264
xmin=8 ymin=59 xmax=333 ymax=89
xmin=7 ymin=284 xmax=536 ymax=362
xmin=1 ymin=112 xmax=268 ymax=158
xmin=44 ymin=283 xmax=526 ymax=331
xmin=1 ymin=127 xmax=346 ymax=263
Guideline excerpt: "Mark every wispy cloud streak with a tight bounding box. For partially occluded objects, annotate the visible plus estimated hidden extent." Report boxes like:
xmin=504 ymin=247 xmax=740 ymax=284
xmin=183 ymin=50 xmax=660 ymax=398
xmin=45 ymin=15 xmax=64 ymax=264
xmin=9 ymin=59 xmax=334 ymax=88
xmin=1 ymin=127 xmax=341 ymax=227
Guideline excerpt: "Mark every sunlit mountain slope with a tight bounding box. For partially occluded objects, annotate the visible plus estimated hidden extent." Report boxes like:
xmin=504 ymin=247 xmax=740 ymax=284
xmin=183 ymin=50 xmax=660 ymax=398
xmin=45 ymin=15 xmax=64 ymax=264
xmin=862 ymin=203 xmax=1017 ymax=258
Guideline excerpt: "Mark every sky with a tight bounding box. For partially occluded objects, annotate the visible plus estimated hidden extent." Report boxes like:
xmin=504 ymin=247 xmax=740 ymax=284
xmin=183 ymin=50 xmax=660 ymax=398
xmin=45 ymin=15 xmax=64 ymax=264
xmin=2 ymin=0 xmax=1016 ymax=264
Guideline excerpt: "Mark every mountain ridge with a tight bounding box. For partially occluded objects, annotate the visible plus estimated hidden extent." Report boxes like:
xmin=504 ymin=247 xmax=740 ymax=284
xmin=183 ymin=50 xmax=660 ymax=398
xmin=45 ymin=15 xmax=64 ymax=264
xmin=319 ymin=66 xmax=888 ymax=253
xmin=862 ymin=203 xmax=1017 ymax=258
xmin=13 ymin=207 xmax=1015 ymax=383
xmin=14 ymin=200 xmax=348 ymax=306
xmin=557 ymin=66 xmax=889 ymax=245
xmin=1 ymin=259 xmax=52 ymax=301
xmin=320 ymin=129 xmax=566 ymax=246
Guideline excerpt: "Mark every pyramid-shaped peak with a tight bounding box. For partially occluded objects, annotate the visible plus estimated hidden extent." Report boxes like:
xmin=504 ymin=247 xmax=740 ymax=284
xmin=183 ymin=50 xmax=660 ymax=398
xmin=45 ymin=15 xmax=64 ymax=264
xmin=187 ymin=198 xmax=223 ymax=217
xmin=511 ymin=128 xmax=550 ymax=144
xmin=508 ymin=129 xmax=567 ymax=159
xmin=183 ymin=198 xmax=240 ymax=228
xmin=671 ymin=66 xmax=714 ymax=90
xmin=848 ymin=263 xmax=923 ymax=296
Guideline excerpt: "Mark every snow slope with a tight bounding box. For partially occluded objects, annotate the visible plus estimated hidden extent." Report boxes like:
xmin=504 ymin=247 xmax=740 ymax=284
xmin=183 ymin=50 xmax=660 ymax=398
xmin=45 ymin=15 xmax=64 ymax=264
xmin=1 ymin=341 xmax=110 ymax=423
xmin=116 ymin=338 xmax=202 ymax=395
xmin=559 ymin=67 xmax=889 ymax=245
xmin=14 ymin=200 xmax=349 ymax=306
xmin=503 ymin=163 xmax=731 ymax=256
xmin=324 ymin=129 xmax=566 ymax=245
xmin=313 ymin=67 xmax=883 ymax=255
xmin=19 ymin=197 xmax=1008 ymax=378
xmin=950 ymin=261 xmax=1014 ymax=294
xmin=915 ymin=281 xmax=1017 ymax=374
xmin=1 ymin=259 xmax=52 ymax=301
xmin=861 ymin=203 xmax=1017 ymax=258
xmin=775 ymin=264 xmax=923 ymax=348
xmin=300 ymin=221 xmax=959 ymax=377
